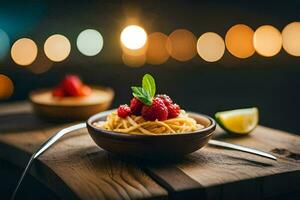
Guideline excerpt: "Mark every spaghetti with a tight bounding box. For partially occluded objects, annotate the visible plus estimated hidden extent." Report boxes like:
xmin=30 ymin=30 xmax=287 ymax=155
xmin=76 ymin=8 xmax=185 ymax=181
xmin=93 ymin=111 xmax=204 ymax=135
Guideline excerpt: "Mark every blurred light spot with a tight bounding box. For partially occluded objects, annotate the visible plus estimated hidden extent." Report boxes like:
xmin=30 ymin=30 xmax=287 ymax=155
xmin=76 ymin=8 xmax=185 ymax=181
xmin=11 ymin=38 xmax=38 ymax=66
xmin=0 ymin=74 xmax=14 ymax=99
xmin=253 ymin=25 xmax=282 ymax=57
xmin=77 ymin=29 xmax=103 ymax=56
xmin=0 ymin=29 xmax=10 ymax=61
xmin=197 ymin=32 xmax=225 ymax=62
xmin=146 ymin=32 xmax=169 ymax=65
xmin=225 ymin=24 xmax=255 ymax=58
xmin=121 ymin=43 xmax=148 ymax=56
xmin=28 ymin=51 xmax=53 ymax=74
xmin=120 ymin=25 xmax=147 ymax=50
xmin=44 ymin=34 xmax=71 ymax=62
xmin=167 ymin=29 xmax=197 ymax=62
xmin=282 ymin=22 xmax=300 ymax=56
xmin=122 ymin=53 xmax=145 ymax=67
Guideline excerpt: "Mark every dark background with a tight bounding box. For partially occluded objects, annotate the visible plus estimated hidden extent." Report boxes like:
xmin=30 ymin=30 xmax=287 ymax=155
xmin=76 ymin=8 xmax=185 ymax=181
xmin=0 ymin=0 xmax=299 ymax=134
xmin=0 ymin=1 xmax=300 ymax=199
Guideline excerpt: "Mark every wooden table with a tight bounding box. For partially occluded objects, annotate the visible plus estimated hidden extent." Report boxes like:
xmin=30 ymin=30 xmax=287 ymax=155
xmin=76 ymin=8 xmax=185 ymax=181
xmin=0 ymin=102 xmax=299 ymax=200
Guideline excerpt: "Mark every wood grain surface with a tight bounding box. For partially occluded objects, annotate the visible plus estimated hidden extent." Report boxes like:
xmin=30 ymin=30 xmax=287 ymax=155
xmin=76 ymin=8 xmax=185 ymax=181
xmin=0 ymin=102 xmax=299 ymax=200
xmin=0 ymin=103 xmax=167 ymax=200
xmin=145 ymin=126 xmax=300 ymax=199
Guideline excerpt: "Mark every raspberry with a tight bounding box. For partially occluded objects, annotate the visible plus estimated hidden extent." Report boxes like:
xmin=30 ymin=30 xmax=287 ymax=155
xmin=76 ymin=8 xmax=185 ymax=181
xmin=61 ymin=75 xmax=83 ymax=97
xmin=78 ymin=85 xmax=92 ymax=96
xmin=142 ymin=97 xmax=168 ymax=121
xmin=52 ymin=87 xmax=65 ymax=97
xmin=130 ymin=97 xmax=144 ymax=116
xmin=167 ymin=103 xmax=181 ymax=118
xmin=156 ymin=94 xmax=173 ymax=106
xmin=117 ymin=104 xmax=131 ymax=118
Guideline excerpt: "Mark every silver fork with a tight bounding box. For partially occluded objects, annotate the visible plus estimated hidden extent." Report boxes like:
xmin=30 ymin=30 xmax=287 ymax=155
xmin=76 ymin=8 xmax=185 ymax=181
xmin=11 ymin=122 xmax=276 ymax=199
xmin=11 ymin=123 xmax=87 ymax=200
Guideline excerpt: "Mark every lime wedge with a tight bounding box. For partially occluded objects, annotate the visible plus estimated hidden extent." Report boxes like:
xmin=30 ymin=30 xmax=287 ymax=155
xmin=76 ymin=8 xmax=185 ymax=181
xmin=215 ymin=107 xmax=259 ymax=134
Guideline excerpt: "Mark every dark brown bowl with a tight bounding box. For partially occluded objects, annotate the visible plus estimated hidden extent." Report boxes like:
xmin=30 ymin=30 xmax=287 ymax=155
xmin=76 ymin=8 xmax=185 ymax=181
xmin=86 ymin=110 xmax=216 ymax=159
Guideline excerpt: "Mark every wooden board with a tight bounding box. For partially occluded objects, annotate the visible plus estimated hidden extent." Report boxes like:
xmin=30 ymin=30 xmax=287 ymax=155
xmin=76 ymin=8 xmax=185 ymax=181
xmin=0 ymin=102 xmax=299 ymax=200
xmin=0 ymin=103 xmax=167 ymax=200
xmin=145 ymin=126 xmax=300 ymax=199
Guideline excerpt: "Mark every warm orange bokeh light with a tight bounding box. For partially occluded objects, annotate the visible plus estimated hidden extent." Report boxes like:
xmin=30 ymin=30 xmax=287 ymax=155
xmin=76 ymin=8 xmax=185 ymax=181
xmin=120 ymin=25 xmax=147 ymax=50
xmin=282 ymin=22 xmax=300 ymax=56
xmin=253 ymin=25 xmax=282 ymax=57
xmin=122 ymin=53 xmax=146 ymax=67
xmin=197 ymin=32 xmax=225 ymax=62
xmin=121 ymin=43 xmax=148 ymax=56
xmin=11 ymin=38 xmax=38 ymax=66
xmin=225 ymin=24 xmax=255 ymax=58
xmin=146 ymin=32 xmax=169 ymax=65
xmin=120 ymin=25 xmax=148 ymax=66
xmin=44 ymin=34 xmax=71 ymax=62
xmin=0 ymin=74 xmax=14 ymax=99
xmin=167 ymin=29 xmax=197 ymax=62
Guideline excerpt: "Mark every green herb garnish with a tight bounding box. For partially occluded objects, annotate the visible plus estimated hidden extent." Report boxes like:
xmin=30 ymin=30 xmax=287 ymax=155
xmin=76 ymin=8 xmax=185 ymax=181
xmin=132 ymin=74 xmax=156 ymax=105
xmin=142 ymin=74 xmax=156 ymax=97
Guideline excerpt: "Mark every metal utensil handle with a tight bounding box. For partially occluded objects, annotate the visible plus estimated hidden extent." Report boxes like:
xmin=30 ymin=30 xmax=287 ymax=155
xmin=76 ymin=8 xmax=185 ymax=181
xmin=208 ymin=139 xmax=277 ymax=160
xmin=11 ymin=123 xmax=87 ymax=200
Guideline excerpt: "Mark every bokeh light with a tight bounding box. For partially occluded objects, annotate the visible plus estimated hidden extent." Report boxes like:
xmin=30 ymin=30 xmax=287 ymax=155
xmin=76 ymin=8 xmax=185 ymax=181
xmin=197 ymin=32 xmax=225 ymax=62
xmin=44 ymin=34 xmax=71 ymax=62
xmin=146 ymin=32 xmax=169 ymax=65
xmin=0 ymin=29 xmax=10 ymax=61
xmin=121 ymin=42 xmax=148 ymax=56
xmin=225 ymin=24 xmax=255 ymax=58
xmin=11 ymin=38 xmax=38 ymax=66
xmin=77 ymin=29 xmax=104 ymax=56
xmin=167 ymin=29 xmax=197 ymax=61
xmin=282 ymin=22 xmax=300 ymax=56
xmin=120 ymin=25 xmax=147 ymax=50
xmin=122 ymin=53 xmax=146 ymax=67
xmin=0 ymin=74 xmax=14 ymax=99
xmin=253 ymin=25 xmax=282 ymax=57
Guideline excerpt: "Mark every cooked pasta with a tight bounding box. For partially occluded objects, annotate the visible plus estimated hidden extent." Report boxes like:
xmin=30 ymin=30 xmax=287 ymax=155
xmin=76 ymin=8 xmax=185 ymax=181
xmin=93 ymin=111 xmax=204 ymax=135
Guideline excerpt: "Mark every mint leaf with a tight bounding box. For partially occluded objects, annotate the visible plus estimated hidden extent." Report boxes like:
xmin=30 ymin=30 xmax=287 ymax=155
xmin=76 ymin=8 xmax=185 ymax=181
xmin=131 ymin=86 xmax=152 ymax=105
xmin=142 ymin=74 xmax=156 ymax=98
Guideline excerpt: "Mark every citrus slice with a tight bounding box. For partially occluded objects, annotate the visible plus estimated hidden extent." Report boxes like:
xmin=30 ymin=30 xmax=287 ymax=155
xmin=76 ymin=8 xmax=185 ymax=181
xmin=215 ymin=107 xmax=259 ymax=134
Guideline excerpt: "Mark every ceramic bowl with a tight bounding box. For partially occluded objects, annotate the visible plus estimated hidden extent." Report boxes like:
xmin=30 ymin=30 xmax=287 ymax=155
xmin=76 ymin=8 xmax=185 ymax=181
xmin=87 ymin=110 xmax=216 ymax=159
